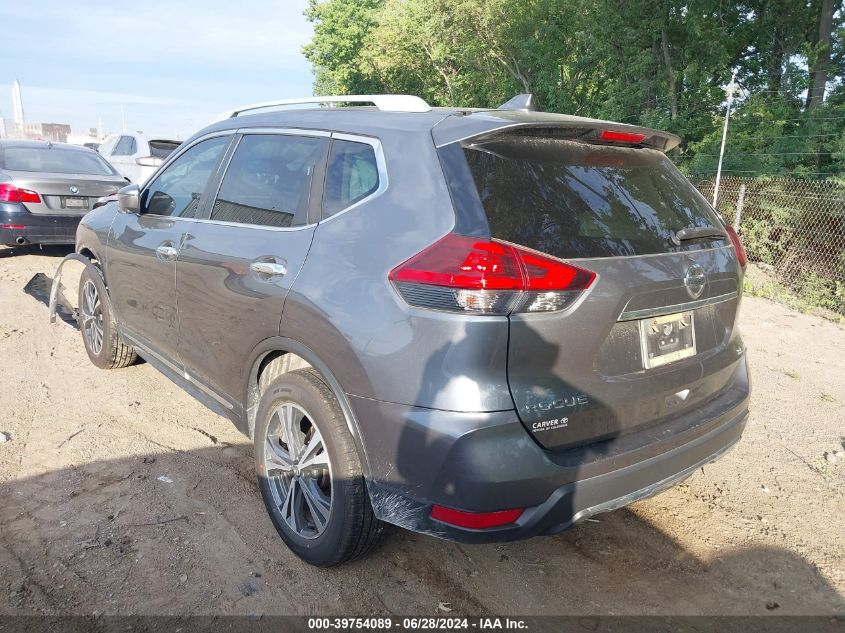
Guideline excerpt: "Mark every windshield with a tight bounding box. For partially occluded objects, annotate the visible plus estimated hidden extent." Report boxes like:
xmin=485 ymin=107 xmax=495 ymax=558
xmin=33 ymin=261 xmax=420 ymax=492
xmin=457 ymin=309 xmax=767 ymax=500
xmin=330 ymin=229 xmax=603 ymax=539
xmin=1 ymin=146 xmax=117 ymax=176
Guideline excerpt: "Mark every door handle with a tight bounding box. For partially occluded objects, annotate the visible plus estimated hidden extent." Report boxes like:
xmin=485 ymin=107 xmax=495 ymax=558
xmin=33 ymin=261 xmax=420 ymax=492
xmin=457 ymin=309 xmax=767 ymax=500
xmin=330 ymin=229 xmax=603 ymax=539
xmin=156 ymin=245 xmax=178 ymax=262
xmin=250 ymin=261 xmax=287 ymax=277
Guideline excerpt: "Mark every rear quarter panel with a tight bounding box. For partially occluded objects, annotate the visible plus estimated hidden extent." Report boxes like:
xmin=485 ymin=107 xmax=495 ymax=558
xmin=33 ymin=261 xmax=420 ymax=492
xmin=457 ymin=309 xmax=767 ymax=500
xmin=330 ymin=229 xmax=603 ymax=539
xmin=281 ymin=129 xmax=513 ymax=413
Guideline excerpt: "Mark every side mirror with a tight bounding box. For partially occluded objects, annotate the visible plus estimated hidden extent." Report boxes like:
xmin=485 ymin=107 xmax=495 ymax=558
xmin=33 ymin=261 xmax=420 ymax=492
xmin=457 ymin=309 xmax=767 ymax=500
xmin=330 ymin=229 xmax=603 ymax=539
xmin=117 ymin=184 xmax=141 ymax=214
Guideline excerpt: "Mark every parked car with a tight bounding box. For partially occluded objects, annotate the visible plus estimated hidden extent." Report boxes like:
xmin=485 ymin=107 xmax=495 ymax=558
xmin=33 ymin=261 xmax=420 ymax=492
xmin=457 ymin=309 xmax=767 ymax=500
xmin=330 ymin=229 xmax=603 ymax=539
xmin=53 ymin=94 xmax=750 ymax=567
xmin=83 ymin=142 xmax=101 ymax=151
xmin=98 ymin=133 xmax=180 ymax=184
xmin=0 ymin=140 xmax=127 ymax=246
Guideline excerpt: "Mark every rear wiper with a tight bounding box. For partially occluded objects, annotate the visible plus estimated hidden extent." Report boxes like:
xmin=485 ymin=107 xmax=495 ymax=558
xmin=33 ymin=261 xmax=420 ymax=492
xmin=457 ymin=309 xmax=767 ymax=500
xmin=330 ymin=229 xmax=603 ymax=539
xmin=671 ymin=226 xmax=727 ymax=245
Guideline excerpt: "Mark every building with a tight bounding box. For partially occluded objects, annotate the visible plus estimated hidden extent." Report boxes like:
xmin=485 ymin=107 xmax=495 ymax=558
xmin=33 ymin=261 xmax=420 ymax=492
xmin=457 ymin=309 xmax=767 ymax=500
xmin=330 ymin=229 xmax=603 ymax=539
xmin=1 ymin=80 xmax=72 ymax=143
xmin=12 ymin=79 xmax=24 ymax=126
xmin=67 ymin=127 xmax=103 ymax=147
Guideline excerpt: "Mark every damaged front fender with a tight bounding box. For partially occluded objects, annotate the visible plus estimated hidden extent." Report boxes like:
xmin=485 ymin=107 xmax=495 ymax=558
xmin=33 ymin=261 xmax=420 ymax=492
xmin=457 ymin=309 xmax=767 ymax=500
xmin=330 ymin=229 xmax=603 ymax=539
xmin=48 ymin=253 xmax=99 ymax=325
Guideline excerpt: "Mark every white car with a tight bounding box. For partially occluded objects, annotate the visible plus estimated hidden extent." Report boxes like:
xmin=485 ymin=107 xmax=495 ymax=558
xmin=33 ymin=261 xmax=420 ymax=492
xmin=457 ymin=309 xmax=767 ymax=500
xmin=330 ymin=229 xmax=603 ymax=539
xmin=98 ymin=133 xmax=180 ymax=184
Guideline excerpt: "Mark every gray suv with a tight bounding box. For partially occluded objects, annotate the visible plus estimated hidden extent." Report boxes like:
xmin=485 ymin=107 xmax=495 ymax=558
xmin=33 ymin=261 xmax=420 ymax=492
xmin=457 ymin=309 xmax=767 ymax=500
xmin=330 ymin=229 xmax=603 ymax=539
xmin=55 ymin=94 xmax=750 ymax=566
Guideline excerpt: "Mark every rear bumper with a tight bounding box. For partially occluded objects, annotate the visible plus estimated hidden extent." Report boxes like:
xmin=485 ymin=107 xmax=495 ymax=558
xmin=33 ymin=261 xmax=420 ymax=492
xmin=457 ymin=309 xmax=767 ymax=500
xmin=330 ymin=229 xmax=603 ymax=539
xmin=354 ymin=355 xmax=749 ymax=543
xmin=1 ymin=204 xmax=81 ymax=245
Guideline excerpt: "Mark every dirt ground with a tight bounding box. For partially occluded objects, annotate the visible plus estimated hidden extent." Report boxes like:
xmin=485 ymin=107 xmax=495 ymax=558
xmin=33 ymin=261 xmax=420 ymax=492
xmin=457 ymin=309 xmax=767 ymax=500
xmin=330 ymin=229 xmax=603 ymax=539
xmin=0 ymin=244 xmax=842 ymax=617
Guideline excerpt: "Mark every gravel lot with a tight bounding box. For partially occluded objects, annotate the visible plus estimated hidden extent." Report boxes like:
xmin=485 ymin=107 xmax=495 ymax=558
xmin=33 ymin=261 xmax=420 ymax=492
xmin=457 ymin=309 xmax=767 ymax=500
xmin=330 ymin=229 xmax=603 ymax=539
xmin=0 ymin=244 xmax=843 ymax=616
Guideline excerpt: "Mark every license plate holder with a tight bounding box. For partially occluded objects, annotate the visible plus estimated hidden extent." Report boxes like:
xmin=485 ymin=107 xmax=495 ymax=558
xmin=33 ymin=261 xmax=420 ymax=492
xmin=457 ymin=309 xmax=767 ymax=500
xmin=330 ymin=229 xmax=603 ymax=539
xmin=639 ymin=311 xmax=696 ymax=369
xmin=62 ymin=196 xmax=87 ymax=209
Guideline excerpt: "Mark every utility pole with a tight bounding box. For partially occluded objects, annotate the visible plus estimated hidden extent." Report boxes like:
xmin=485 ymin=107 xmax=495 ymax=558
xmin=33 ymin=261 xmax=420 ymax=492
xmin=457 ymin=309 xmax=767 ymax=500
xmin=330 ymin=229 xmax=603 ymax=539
xmin=121 ymin=104 xmax=126 ymax=133
xmin=712 ymin=73 xmax=738 ymax=209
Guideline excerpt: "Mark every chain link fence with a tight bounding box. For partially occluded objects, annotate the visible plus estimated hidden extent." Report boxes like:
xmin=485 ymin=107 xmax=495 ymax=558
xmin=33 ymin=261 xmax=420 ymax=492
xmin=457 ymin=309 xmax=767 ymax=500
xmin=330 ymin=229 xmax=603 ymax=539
xmin=694 ymin=176 xmax=845 ymax=316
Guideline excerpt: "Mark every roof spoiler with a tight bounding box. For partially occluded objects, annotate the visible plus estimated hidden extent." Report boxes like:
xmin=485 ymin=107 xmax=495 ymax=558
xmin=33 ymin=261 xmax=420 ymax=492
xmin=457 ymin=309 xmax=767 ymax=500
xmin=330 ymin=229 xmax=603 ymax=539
xmin=498 ymin=94 xmax=538 ymax=112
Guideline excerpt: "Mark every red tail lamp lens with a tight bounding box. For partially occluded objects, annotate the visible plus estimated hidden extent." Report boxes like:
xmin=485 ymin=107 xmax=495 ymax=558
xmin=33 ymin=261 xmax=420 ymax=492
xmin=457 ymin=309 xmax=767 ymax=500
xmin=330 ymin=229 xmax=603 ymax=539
xmin=431 ymin=505 xmax=524 ymax=529
xmin=390 ymin=234 xmax=524 ymax=290
xmin=0 ymin=183 xmax=41 ymax=204
xmin=724 ymin=225 xmax=747 ymax=269
xmin=600 ymin=130 xmax=646 ymax=144
xmin=389 ymin=233 xmax=595 ymax=315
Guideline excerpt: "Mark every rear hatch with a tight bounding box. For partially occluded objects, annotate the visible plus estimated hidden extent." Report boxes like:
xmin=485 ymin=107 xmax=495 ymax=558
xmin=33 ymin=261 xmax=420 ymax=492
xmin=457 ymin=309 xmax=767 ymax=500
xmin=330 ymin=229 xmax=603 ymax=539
xmin=441 ymin=125 xmax=745 ymax=451
xmin=0 ymin=145 xmax=124 ymax=216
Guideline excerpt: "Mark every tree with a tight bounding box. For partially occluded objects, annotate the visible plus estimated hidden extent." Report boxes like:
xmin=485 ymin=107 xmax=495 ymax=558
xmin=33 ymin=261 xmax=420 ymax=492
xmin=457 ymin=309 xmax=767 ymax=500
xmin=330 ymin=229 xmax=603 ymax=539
xmin=302 ymin=0 xmax=845 ymax=177
xmin=807 ymin=0 xmax=837 ymax=109
xmin=302 ymin=0 xmax=386 ymax=95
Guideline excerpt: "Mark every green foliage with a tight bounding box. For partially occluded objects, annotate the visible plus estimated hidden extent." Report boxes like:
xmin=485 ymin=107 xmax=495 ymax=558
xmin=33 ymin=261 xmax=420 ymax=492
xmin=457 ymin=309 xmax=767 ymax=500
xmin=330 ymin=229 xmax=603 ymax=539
xmin=302 ymin=0 xmax=845 ymax=177
xmin=302 ymin=0 xmax=386 ymax=95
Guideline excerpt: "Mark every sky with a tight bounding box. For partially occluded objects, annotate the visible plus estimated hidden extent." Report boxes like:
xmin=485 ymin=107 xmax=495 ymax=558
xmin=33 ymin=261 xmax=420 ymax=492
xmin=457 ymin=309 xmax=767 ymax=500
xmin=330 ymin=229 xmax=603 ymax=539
xmin=0 ymin=0 xmax=315 ymax=140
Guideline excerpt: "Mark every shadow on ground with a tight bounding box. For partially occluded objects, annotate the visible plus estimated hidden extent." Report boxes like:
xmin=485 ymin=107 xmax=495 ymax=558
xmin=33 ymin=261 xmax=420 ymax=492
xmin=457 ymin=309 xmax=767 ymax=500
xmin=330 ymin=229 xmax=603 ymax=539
xmin=0 ymin=443 xmax=841 ymax=617
xmin=0 ymin=245 xmax=74 ymax=260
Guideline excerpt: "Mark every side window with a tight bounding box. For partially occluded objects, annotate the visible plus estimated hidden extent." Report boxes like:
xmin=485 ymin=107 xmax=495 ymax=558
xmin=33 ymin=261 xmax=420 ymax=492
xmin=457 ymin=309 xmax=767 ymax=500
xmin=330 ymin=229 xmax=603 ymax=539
xmin=210 ymin=134 xmax=327 ymax=228
xmin=141 ymin=135 xmax=230 ymax=218
xmin=99 ymin=135 xmax=118 ymax=156
xmin=113 ymin=136 xmax=136 ymax=156
xmin=322 ymin=139 xmax=380 ymax=218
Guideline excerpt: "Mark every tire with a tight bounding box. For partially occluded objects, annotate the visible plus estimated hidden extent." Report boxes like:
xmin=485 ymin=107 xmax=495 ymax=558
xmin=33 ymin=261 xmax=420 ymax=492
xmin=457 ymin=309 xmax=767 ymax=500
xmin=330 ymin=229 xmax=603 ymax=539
xmin=255 ymin=367 xmax=385 ymax=566
xmin=77 ymin=265 xmax=137 ymax=369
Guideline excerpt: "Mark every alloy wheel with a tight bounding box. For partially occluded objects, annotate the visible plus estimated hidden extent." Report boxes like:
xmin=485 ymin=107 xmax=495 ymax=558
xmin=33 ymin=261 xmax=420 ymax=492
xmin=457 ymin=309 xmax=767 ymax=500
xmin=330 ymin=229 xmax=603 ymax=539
xmin=264 ymin=402 xmax=333 ymax=539
xmin=81 ymin=279 xmax=104 ymax=355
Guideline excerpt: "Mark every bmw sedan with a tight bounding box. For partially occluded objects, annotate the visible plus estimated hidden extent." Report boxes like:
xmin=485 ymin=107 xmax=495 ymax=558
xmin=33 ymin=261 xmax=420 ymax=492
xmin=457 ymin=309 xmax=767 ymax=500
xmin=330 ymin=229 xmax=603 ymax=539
xmin=0 ymin=140 xmax=127 ymax=247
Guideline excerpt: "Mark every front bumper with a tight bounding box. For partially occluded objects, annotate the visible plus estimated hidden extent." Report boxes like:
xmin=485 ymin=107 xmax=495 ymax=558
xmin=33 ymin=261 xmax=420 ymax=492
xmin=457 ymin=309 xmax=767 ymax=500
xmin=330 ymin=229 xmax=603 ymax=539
xmin=1 ymin=204 xmax=81 ymax=245
xmin=353 ymin=356 xmax=749 ymax=543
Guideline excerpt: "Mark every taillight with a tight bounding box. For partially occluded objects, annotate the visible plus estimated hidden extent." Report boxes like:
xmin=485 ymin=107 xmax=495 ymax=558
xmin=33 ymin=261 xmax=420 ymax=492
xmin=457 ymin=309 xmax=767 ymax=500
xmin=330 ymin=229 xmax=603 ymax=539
xmin=135 ymin=156 xmax=163 ymax=167
xmin=389 ymin=233 xmax=596 ymax=315
xmin=0 ymin=183 xmax=41 ymax=204
xmin=724 ymin=225 xmax=747 ymax=269
xmin=600 ymin=130 xmax=646 ymax=144
xmin=430 ymin=505 xmax=524 ymax=529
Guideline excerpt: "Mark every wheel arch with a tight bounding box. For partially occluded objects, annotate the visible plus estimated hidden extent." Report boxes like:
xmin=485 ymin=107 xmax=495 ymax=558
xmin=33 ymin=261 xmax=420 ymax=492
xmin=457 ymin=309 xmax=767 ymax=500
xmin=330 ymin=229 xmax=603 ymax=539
xmin=243 ymin=337 xmax=373 ymax=478
xmin=48 ymin=252 xmax=105 ymax=325
xmin=77 ymin=245 xmax=99 ymax=262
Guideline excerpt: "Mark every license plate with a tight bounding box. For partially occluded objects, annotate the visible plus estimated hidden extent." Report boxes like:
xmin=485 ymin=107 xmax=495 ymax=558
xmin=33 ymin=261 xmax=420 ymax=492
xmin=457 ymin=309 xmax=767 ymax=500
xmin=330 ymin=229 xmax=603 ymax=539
xmin=639 ymin=311 xmax=696 ymax=369
xmin=62 ymin=197 xmax=87 ymax=209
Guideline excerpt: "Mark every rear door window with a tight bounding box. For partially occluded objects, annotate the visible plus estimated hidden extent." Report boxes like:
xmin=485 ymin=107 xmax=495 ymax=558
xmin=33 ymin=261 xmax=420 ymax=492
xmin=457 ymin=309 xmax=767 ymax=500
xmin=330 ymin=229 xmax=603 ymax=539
xmin=210 ymin=134 xmax=327 ymax=228
xmin=322 ymin=139 xmax=379 ymax=218
xmin=460 ymin=135 xmax=723 ymax=259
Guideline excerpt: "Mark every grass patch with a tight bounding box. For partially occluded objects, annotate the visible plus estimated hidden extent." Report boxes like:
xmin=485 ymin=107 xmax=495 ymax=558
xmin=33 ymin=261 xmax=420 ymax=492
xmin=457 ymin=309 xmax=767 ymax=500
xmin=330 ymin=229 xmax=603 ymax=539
xmin=743 ymin=266 xmax=845 ymax=324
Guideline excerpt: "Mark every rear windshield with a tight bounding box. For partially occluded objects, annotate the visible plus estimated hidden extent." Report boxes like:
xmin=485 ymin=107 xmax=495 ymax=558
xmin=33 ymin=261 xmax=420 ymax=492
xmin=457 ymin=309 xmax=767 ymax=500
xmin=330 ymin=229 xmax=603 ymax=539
xmin=460 ymin=136 xmax=723 ymax=259
xmin=149 ymin=140 xmax=181 ymax=159
xmin=0 ymin=146 xmax=116 ymax=176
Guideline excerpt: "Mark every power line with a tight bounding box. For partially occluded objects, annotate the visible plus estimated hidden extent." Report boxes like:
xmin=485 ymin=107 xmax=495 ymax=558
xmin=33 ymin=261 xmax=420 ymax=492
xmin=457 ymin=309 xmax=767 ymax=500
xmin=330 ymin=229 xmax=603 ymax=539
xmin=693 ymin=151 xmax=842 ymax=156
xmin=734 ymin=114 xmax=845 ymax=122
xmin=740 ymin=85 xmax=837 ymax=95
xmin=736 ymin=132 xmax=842 ymax=140
xmin=684 ymin=168 xmax=842 ymax=176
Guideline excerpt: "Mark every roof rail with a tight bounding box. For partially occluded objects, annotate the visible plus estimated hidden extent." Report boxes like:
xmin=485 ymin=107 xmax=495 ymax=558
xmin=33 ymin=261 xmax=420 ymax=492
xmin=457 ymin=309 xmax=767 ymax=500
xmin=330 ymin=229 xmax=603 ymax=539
xmin=217 ymin=95 xmax=432 ymax=120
